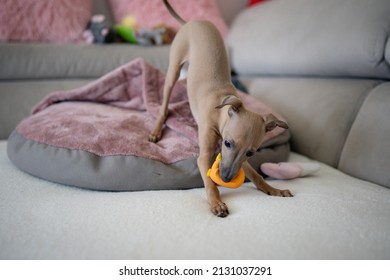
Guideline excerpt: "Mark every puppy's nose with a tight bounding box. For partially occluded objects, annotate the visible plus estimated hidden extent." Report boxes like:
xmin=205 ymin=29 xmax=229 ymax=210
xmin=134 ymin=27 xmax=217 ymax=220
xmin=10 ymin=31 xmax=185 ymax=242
xmin=220 ymin=169 xmax=233 ymax=182
xmin=221 ymin=175 xmax=232 ymax=182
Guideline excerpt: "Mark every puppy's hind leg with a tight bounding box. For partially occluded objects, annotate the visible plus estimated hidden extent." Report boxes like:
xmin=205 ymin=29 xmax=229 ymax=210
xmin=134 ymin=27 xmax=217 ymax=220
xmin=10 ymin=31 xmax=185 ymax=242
xmin=149 ymin=61 xmax=182 ymax=143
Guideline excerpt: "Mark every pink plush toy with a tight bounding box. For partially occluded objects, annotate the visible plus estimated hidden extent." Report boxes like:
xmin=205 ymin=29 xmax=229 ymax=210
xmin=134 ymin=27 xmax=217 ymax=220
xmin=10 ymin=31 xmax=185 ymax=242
xmin=260 ymin=162 xmax=320 ymax=180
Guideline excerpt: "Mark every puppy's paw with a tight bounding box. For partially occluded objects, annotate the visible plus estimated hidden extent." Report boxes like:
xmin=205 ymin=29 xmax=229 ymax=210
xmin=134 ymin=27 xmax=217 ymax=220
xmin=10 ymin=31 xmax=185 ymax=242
xmin=278 ymin=189 xmax=293 ymax=197
xmin=267 ymin=189 xmax=293 ymax=197
xmin=148 ymin=132 xmax=161 ymax=143
xmin=211 ymin=201 xmax=229 ymax=218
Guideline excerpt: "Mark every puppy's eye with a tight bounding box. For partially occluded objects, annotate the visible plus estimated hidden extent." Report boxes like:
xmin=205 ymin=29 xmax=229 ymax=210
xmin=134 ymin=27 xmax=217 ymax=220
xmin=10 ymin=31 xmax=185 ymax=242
xmin=224 ymin=140 xmax=232 ymax=149
xmin=246 ymin=151 xmax=255 ymax=157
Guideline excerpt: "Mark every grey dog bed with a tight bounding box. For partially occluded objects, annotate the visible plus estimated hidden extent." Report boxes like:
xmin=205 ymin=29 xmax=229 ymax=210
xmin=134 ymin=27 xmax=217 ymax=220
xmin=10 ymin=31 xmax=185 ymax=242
xmin=7 ymin=59 xmax=290 ymax=191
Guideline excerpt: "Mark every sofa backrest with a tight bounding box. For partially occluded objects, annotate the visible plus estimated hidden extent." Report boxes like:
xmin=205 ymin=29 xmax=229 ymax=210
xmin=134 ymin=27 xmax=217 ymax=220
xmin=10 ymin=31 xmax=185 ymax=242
xmin=227 ymin=0 xmax=390 ymax=80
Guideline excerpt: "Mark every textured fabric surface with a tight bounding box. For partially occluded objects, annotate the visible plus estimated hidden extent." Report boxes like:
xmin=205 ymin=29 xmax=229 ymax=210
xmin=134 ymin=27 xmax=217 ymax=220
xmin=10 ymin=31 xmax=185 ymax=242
xmin=17 ymin=102 xmax=198 ymax=163
xmin=243 ymin=77 xmax=381 ymax=167
xmin=227 ymin=0 xmax=390 ymax=79
xmin=109 ymin=0 xmax=228 ymax=37
xmin=338 ymin=83 xmax=390 ymax=188
xmin=0 ymin=0 xmax=92 ymax=43
xmin=2 ymin=141 xmax=390 ymax=259
xmin=23 ymin=59 xmax=197 ymax=163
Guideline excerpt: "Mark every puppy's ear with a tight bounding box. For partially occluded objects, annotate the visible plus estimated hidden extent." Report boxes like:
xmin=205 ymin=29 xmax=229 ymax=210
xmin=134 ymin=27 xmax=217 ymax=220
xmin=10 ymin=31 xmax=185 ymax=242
xmin=263 ymin=113 xmax=288 ymax=132
xmin=215 ymin=95 xmax=243 ymax=116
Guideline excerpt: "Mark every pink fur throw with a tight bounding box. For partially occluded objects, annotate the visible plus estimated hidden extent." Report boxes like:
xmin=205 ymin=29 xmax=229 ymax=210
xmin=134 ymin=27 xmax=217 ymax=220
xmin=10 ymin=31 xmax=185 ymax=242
xmin=17 ymin=59 xmax=286 ymax=164
xmin=109 ymin=0 xmax=229 ymax=37
xmin=0 ymin=0 xmax=92 ymax=43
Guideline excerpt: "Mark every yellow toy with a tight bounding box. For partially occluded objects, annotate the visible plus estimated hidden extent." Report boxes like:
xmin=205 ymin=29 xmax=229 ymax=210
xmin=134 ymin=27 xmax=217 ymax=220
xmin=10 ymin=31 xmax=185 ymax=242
xmin=114 ymin=15 xmax=176 ymax=45
xmin=207 ymin=153 xmax=245 ymax=188
xmin=122 ymin=16 xmax=139 ymax=29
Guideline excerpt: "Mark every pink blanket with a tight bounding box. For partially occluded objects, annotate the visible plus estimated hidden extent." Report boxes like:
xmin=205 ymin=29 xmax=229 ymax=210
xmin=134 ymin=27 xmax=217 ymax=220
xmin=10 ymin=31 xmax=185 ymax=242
xmin=17 ymin=58 xmax=286 ymax=164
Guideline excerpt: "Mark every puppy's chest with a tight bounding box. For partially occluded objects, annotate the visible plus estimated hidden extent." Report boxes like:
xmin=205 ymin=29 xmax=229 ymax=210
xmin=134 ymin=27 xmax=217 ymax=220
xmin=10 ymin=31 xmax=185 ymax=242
xmin=187 ymin=96 xmax=201 ymax=124
xmin=187 ymin=94 xmax=220 ymax=130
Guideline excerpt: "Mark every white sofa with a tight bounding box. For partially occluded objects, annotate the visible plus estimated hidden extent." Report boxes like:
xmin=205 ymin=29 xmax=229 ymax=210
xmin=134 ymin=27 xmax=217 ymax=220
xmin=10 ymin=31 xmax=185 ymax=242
xmin=1 ymin=144 xmax=389 ymax=259
xmin=1 ymin=0 xmax=390 ymax=259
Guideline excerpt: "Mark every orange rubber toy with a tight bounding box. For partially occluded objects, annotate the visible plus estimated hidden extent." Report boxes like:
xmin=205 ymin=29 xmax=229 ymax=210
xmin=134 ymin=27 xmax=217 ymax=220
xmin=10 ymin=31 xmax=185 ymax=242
xmin=207 ymin=153 xmax=245 ymax=188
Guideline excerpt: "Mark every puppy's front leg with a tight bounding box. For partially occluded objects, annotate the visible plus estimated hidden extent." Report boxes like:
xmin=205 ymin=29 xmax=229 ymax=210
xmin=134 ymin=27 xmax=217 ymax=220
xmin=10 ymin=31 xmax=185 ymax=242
xmin=198 ymin=154 xmax=229 ymax=217
xmin=149 ymin=61 xmax=181 ymax=143
xmin=242 ymin=161 xmax=293 ymax=197
xmin=197 ymin=129 xmax=229 ymax=217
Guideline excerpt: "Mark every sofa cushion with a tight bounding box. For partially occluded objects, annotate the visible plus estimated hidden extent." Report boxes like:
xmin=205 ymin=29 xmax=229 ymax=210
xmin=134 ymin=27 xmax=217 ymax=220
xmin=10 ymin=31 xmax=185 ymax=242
xmin=0 ymin=43 xmax=170 ymax=80
xmin=245 ymin=77 xmax=381 ymax=167
xmin=228 ymin=0 xmax=390 ymax=79
xmin=0 ymin=0 xmax=92 ymax=43
xmin=338 ymin=83 xmax=390 ymax=188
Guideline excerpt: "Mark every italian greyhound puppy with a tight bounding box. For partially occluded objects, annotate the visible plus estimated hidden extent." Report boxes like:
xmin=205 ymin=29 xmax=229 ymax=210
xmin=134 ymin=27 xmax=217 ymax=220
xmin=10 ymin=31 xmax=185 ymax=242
xmin=149 ymin=0 xmax=293 ymax=217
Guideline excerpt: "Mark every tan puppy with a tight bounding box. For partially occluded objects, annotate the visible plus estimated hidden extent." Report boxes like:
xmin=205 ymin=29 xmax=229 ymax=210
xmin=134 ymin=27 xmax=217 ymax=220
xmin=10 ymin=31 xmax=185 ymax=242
xmin=149 ymin=0 xmax=293 ymax=217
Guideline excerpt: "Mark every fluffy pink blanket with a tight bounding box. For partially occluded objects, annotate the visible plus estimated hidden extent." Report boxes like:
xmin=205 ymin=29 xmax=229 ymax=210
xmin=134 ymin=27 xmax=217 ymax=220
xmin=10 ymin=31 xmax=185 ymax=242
xmin=17 ymin=58 xmax=286 ymax=164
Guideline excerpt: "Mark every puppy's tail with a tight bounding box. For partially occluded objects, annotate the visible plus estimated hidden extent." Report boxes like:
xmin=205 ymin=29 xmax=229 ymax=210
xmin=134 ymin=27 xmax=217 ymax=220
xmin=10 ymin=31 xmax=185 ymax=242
xmin=163 ymin=0 xmax=186 ymax=25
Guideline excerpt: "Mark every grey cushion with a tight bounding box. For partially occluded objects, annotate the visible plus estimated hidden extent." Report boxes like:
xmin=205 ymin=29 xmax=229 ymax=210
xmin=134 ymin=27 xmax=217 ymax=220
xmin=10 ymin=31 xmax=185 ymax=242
xmin=228 ymin=0 xmax=390 ymax=79
xmin=8 ymin=129 xmax=290 ymax=191
xmin=0 ymin=43 xmax=170 ymax=80
xmin=338 ymin=83 xmax=390 ymax=188
xmin=7 ymin=130 xmax=203 ymax=191
xmin=245 ymin=77 xmax=381 ymax=167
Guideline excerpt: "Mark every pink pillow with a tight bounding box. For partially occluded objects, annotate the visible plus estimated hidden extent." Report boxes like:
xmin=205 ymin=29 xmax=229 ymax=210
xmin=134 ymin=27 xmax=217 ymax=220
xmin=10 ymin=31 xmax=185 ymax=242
xmin=0 ymin=0 xmax=92 ymax=43
xmin=109 ymin=0 xmax=229 ymax=37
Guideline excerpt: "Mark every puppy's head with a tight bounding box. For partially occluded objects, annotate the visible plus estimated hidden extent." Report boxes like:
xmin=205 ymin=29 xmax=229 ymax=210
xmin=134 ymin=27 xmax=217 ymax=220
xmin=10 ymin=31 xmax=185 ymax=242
xmin=216 ymin=95 xmax=288 ymax=182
